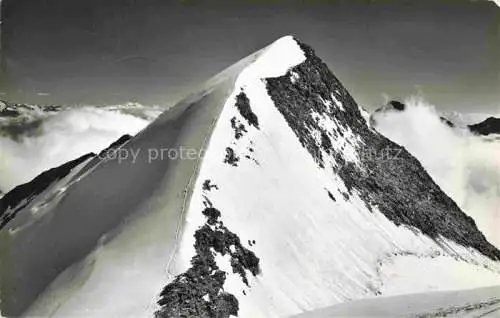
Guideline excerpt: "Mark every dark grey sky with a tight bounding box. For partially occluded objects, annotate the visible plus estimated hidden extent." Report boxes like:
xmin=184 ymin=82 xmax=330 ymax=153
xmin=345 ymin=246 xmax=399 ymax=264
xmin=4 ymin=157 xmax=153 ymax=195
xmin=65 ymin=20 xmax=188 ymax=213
xmin=0 ymin=0 xmax=498 ymax=112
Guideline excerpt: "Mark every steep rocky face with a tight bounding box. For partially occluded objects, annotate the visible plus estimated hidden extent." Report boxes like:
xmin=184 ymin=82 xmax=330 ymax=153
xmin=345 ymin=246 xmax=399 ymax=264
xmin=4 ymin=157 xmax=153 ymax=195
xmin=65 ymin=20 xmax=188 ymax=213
xmin=267 ymin=39 xmax=500 ymax=261
xmin=377 ymin=100 xmax=406 ymax=112
xmin=156 ymin=194 xmax=260 ymax=318
xmin=369 ymin=100 xmax=405 ymax=127
xmin=440 ymin=117 xmax=455 ymax=128
xmin=155 ymin=37 xmax=500 ymax=318
xmin=469 ymin=117 xmax=500 ymax=136
xmin=97 ymin=134 xmax=132 ymax=157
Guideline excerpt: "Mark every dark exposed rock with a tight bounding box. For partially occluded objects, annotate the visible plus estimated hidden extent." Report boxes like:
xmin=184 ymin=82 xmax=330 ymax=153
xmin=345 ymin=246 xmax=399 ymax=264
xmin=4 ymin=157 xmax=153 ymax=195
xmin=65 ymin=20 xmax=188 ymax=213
xmin=203 ymin=179 xmax=219 ymax=192
xmin=0 ymin=100 xmax=63 ymax=118
xmin=386 ymin=100 xmax=405 ymax=111
xmin=0 ymin=108 xmax=20 ymax=118
xmin=440 ymin=116 xmax=455 ymax=128
xmin=0 ymin=153 xmax=95 ymax=228
xmin=265 ymin=38 xmax=500 ymax=261
xmin=371 ymin=100 xmax=455 ymax=129
xmin=0 ymin=100 xmax=65 ymax=141
xmin=202 ymin=207 xmax=221 ymax=225
xmin=156 ymin=205 xmax=260 ymax=318
xmin=468 ymin=117 xmax=500 ymax=136
xmin=235 ymin=92 xmax=259 ymax=129
xmin=224 ymin=147 xmax=239 ymax=166
xmin=341 ymin=192 xmax=350 ymax=201
xmin=43 ymin=105 xmax=63 ymax=112
xmin=230 ymin=117 xmax=248 ymax=140
xmin=321 ymin=131 xmax=332 ymax=154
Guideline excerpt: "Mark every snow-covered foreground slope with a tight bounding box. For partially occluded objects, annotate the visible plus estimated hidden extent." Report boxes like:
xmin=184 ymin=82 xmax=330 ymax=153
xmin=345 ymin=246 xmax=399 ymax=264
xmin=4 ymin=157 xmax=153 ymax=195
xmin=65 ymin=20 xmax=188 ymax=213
xmin=1 ymin=36 xmax=500 ymax=317
xmin=292 ymin=285 xmax=500 ymax=318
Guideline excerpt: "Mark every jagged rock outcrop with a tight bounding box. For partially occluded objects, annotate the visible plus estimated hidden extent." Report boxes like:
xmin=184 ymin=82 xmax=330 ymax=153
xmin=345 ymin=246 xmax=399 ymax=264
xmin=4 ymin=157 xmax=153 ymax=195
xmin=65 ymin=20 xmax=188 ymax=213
xmin=370 ymin=100 xmax=455 ymax=128
xmin=468 ymin=117 xmax=500 ymax=136
xmin=156 ymin=203 xmax=259 ymax=318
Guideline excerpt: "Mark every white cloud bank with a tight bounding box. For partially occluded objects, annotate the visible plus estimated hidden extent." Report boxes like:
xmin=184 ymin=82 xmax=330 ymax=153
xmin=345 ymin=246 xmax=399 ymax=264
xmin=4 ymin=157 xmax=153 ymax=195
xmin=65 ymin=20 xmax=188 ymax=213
xmin=373 ymin=96 xmax=500 ymax=247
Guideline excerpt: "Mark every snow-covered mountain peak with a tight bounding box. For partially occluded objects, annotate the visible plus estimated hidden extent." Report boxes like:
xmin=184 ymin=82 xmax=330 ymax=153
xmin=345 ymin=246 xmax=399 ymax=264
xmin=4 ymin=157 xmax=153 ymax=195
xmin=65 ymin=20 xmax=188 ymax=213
xmin=235 ymin=35 xmax=306 ymax=86
xmin=156 ymin=38 xmax=500 ymax=317
xmin=1 ymin=37 xmax=499 ymax=318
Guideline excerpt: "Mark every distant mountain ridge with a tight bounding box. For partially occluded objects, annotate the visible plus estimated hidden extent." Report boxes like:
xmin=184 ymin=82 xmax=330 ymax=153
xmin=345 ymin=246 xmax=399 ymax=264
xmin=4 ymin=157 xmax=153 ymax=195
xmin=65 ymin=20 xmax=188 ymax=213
xmin=0 ymin=100 xmax=63 ymax=118
xmin=372 ymin=100 xmax=500 ymax=135
xmin=0 ymin=100 xmax=64 ymax=140
xmin=0 ymin=134 xmax=132 ymax=229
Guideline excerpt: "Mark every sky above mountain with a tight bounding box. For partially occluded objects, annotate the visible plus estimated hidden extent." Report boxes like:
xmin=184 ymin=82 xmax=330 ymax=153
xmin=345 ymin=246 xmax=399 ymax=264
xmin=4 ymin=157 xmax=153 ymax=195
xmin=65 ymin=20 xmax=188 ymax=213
xmin=0 ymin=0 xmax=498 ymax=112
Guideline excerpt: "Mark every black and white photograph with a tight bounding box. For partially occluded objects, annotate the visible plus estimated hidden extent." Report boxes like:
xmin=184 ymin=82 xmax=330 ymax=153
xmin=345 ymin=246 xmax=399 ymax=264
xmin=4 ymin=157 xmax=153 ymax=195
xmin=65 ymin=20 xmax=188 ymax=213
xmin=0 ymin=0 xmax=499 ymax=317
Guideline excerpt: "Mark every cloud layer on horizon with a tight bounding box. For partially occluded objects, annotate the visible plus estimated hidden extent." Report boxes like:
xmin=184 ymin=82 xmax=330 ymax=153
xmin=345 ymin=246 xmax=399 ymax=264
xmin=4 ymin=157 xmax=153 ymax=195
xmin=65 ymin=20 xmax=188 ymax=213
xmin=0 ymin=107 xmax=156 ymax=193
